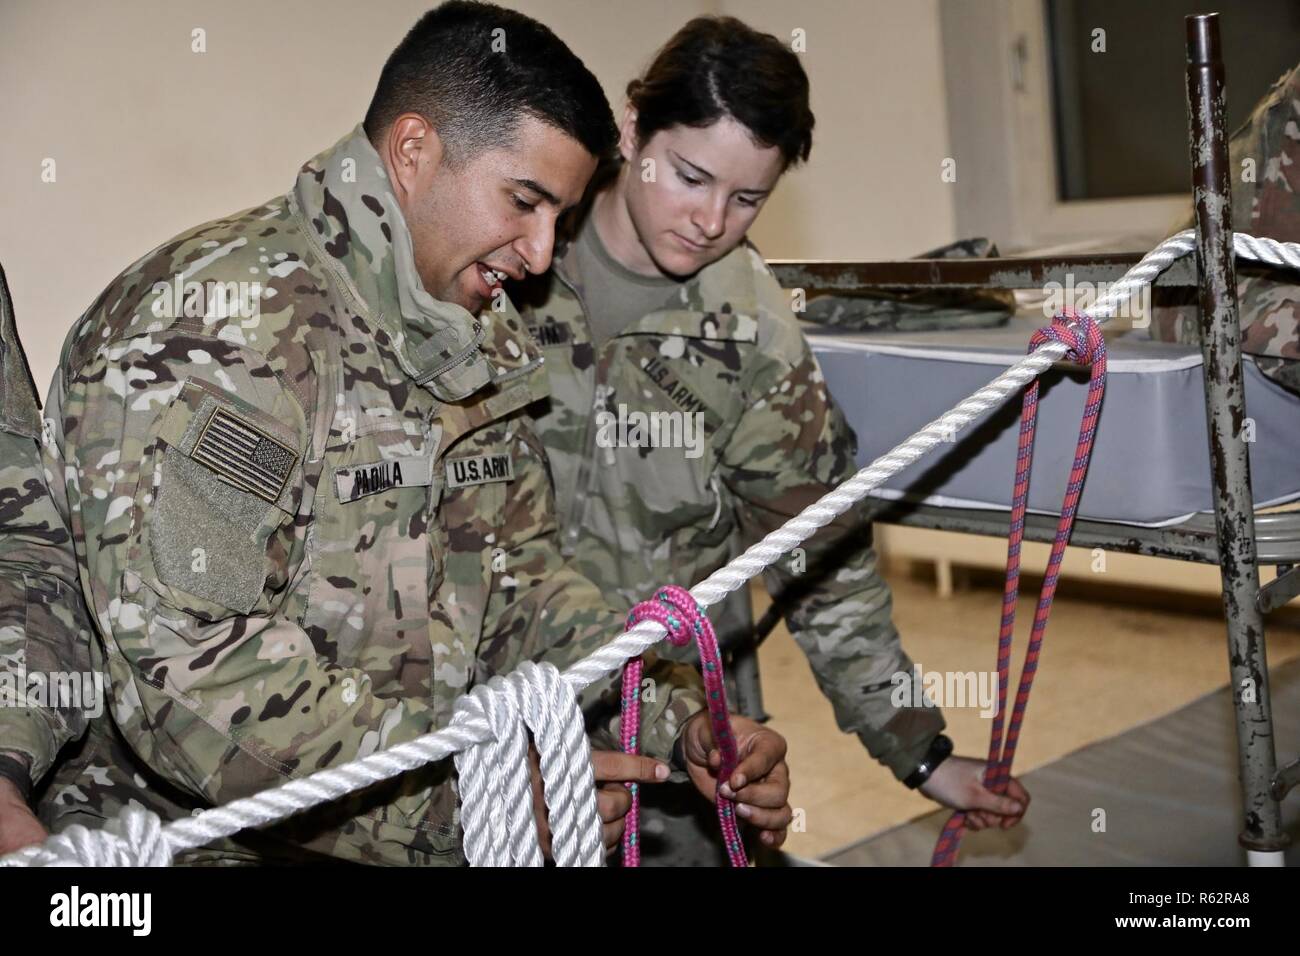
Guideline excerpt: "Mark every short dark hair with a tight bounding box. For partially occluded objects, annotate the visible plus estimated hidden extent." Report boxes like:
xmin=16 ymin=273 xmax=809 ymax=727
xmin=364 ymin=1 xmax=616 ymax=163
xmin=626 ymin=16 xmax=814 ymax=169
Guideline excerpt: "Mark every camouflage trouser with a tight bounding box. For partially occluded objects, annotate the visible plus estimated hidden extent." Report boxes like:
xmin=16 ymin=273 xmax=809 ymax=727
xmin=38 ymin=716 xmax=466 ymax=866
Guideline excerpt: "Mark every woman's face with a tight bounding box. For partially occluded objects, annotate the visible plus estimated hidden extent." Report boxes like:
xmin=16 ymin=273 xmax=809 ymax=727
xmin=618 ymin=109 xmax=785 ymax=278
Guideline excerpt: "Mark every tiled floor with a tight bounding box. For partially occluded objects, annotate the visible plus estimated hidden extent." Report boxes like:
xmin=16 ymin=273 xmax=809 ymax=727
xmin=755 ymin=563 xmax=1300 ymax=860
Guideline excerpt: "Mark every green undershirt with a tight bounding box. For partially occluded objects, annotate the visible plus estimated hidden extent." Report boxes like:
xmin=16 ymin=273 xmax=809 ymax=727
xmin=573 ymin=210 xmax=681 ymax=348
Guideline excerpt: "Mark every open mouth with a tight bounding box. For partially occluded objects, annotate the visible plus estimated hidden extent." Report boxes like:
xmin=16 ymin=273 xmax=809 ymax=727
xmin=473 ymin=262 xmax=509 ymax=300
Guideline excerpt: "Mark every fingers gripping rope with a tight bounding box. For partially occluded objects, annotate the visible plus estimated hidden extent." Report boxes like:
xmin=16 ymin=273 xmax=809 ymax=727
xmin=931 ymin=312 xmax=1107 ymax=867
xmin=621 ymin=586 xmax=747 ymax=867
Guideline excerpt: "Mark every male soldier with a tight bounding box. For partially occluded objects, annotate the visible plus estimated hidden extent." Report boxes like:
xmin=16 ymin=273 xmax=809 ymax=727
xmin=1153 ymin=62 xmax=1300 ymax=390
xmin=0 ymin=264 xmax=97 ymax=856
xmin=3 ymin=1 xmax=792 ymax=864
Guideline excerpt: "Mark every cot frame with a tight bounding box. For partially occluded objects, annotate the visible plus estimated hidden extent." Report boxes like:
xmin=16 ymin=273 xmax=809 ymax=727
xmin=760 ymin=13 xmax=1297 ymax=863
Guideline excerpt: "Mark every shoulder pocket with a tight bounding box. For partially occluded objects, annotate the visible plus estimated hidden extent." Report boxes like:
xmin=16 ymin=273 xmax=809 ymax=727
xmin=141 ymin=379 xmax=302 ymax=621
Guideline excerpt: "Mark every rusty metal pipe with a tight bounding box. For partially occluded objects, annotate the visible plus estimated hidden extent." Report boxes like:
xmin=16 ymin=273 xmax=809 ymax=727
xmin=1186 ymin=12 xmax=1286 ymax=860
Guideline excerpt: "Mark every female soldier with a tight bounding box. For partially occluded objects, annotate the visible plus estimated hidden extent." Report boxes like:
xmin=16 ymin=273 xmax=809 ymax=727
xmin=514 ymin=15 xmax=1029 ymax=857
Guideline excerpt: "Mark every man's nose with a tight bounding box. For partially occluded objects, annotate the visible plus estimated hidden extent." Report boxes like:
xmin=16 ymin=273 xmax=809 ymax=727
xmin=515 ymin=214 xmax=556 ymax=277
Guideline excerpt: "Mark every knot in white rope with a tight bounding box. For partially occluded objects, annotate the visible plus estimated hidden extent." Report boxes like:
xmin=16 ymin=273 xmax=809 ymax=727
xmin=2 ymin=806 xmax=172 ymax=867
xmin=451 ymin=660 xmax=603 ymax=867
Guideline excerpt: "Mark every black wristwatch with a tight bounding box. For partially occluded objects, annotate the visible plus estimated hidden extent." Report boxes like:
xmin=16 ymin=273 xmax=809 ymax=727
xmin=903 ymin=734 xmax=954 ymax=790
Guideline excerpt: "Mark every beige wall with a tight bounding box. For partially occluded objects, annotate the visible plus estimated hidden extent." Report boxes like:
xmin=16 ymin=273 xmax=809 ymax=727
xmin=724 ymin=0 xmax=956 ymax=263
xmin=0 ymin=0 xmax=955 ymax=396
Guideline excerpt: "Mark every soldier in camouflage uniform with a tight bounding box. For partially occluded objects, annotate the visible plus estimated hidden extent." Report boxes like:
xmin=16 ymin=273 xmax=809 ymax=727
xmin=0 ymin=271 xmax=225 ymax=861
xmin=517 ymin=17 xmax=1030 ymax=851
xmin=0 ymin=2 xmax=795 ymax=865
xmin=1153 ymin=63 xmax=1300 ymax=392
xmin=0 ymin=264 xmax=97 ymax=856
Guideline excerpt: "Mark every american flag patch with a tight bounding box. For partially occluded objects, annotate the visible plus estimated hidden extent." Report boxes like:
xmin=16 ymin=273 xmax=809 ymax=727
xmin=192 ymin=407 xmax=297 ymax=504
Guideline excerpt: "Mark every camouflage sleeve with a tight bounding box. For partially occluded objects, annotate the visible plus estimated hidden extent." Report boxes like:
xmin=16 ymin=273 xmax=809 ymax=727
xmin=1159 ymin=65 xmax=1300 ymax=384
xmin=0 ymin=261 xmax=95 ymax=788
xmin=477 ymin=425 xmax=705 ymax=765
xmin=0 ymin=429 xmax=95 ymax=786
xmin=718 ymin=269 xmax=944 ymax=781
xmin=1228 ymin=66 xmax=1300 ymax=379
xmin=56 ymin=334 xmax=450 ymax=812
xmin=1228 ymin=64 xmax=1299 ymax=242
xmin=1170 ymin=65 xmax=1297 ymax=236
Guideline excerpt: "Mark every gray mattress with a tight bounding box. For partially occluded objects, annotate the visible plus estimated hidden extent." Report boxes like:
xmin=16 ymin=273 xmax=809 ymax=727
xmin=805 ymin=317 xmax=1300 ymax=527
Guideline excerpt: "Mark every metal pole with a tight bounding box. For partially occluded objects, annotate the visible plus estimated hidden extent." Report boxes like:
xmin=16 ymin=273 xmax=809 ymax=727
xmin=1185 ymin=13 xmax=1286 ymax=864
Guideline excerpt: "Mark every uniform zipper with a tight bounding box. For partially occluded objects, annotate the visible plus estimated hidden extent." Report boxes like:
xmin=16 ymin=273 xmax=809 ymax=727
xmin=409 ymin=319 xmax=486 ymax=387
xmin=551 ymin=266 xmax=605 ymax=556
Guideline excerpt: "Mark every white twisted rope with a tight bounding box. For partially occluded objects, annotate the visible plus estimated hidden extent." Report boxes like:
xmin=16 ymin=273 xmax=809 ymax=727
xmin=453 ymin=677 xmax=535 ymax=866
xmin=3 ymin=231 xmax=1297 ymax=868
xmin=6 ymin=807 xmax=171 ymax=867
xmin=1232 ymin=231 xmax=1300 ymax=273
xmin=452 ymin=661 xmax=602 ymax=866
xmin=517 ymin=661 xmax=604 ymax=866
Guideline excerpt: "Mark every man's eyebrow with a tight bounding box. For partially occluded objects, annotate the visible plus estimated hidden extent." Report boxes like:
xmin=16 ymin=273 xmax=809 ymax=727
xmin=510 ymin=178 xmax=562 ymax=207
xmin=669 ymin=150 xmax=771 ymax=196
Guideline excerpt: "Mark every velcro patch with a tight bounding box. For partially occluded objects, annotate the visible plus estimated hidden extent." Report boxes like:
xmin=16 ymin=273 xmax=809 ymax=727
xmin=444 ymin=453 xmax=515 ymax=489
xmin=334 ymin=455 xmax=434 ymax=503
xmin=192 ymin=407 xmax=297 ymax=504
xmin=527 ymin=322 xmax=571 ymax=348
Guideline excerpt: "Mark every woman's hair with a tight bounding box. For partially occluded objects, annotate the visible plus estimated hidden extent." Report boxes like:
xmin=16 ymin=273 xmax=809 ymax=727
xmin=625 ymin=16 xmax=814 ymax=169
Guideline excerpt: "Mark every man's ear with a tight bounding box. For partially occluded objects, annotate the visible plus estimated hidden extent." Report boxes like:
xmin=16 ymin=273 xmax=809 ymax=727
xmin=617 ymin=105 xmax=640 ymax=164
xmin=382 ymin=113 xmax=445 ymax=206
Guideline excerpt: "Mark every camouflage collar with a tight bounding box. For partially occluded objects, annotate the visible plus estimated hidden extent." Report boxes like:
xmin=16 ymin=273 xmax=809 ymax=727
xmin=292 ymin=127 xmax=542 ymax=402
xmin=552 ymin=226 xmax=763 ymax=343
xmin=0 ymin=263 xmax=40 ymax=438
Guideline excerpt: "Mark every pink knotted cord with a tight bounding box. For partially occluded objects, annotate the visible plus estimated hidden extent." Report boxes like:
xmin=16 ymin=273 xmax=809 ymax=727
xmin=931 ymin=310 xmax=1107 ymax=866
xmin=620 ymin=585 xmax=747 ymax=867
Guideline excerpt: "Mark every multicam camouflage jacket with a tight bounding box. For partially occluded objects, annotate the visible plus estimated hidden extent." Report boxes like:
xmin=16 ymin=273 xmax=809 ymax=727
xmin=515 ymin=229 xmax=945 ymax=782
xmin=1153 ymin=63 xmax=1300 ymax=392
xmin=9 ymin=127 xmax=702 ymax=865
xmin=0 ymin=264 xmax=96 ymax=794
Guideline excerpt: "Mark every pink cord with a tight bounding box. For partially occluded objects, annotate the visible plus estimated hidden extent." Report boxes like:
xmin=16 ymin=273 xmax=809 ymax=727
xmin=931 ymin=310 xmax=1107 ymax=866
xmin=620 ymin=585 xmax=747 ymax=867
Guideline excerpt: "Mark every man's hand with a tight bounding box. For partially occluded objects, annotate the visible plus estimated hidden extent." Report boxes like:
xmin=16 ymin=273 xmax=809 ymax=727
xmin=919 ymin=754 xmax=1029 ymax=830
xmin=528 ymin=746 xmax=669 ymax=859
xmin=680 ymin=712 xmax=792 ymax=849
xmin=0 ymin=777 xmax=46 ymax=856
